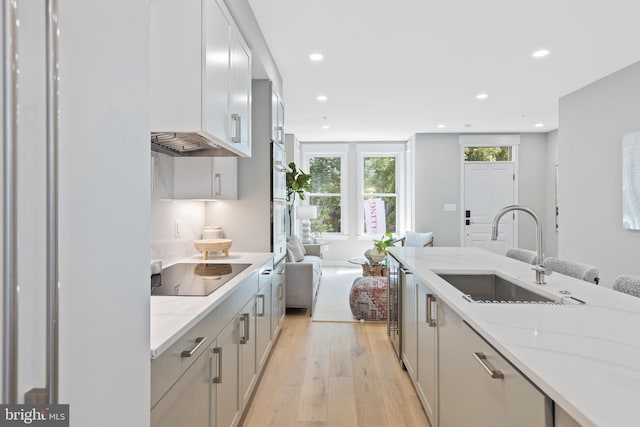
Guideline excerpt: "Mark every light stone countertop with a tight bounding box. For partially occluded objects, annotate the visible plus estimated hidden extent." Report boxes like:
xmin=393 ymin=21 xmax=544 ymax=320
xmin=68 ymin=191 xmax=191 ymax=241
xmin=150 ymin=252 xmax=273 ymax=359
xmin=388 ymin=246 xmax=640 ymax=427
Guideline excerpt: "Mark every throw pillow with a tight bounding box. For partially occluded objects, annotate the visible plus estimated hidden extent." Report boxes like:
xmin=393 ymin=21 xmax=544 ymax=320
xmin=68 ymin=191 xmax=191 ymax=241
xmin=404 ymin=231 xmax=433 ymax=247
xmin=288 ymin=235 xmax=306 ymax=255
xmin=286 ymin=241 xmax=305 ymax=262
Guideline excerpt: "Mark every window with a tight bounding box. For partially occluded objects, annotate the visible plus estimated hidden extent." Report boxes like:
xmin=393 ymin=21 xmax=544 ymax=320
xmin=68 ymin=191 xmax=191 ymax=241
xmin=464 ymin=146 xmax=511 ymax=161
xmin=362 ymin=156 xmax=397 ymax=233
xmin=307 ymin=155 xmax=343 ymax=233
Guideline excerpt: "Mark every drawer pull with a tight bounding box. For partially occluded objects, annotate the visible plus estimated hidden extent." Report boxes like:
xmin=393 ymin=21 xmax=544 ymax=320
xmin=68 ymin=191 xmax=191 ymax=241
xmin=240 ymin=313 xmax=250 ymax=344
xmin=426 ymin=294 xmax=437 ymax=327
xmin=257 ymin=294 xmax=266 ymax=317
xmin=181 ymin=336 xmax=207 ymax=358
xmin=472 ymin=352 xmax=504 ymax=379
xmin=212 ymin=347 xmax=222 ymax=383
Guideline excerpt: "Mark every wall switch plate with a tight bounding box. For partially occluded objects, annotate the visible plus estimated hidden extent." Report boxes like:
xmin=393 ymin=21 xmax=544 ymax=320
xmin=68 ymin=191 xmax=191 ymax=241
xmin=444 ymin=204 xmax=457 ymax=212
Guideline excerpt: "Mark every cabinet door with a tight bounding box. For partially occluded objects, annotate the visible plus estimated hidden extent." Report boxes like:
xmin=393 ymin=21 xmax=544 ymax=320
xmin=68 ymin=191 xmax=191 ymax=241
xmin=151 ymin=343 xmax=212 ymax=427
xmin=256 ymin=279 xmax=273 ymax=370
xmin=214 ymin=318 xmax=241 ymax=427
xmin=416 ymin=280 xmax=437 ymax=425
xmin=173 ymin=157 xmax=237 ymax=200
xmin=438 ymin=303 xmax=552 ymax=427
xmin=228 ymin=27 xmax=251 ymax=156
xmin=277 ymin=100 xmax=285 ymax=144
xmin=271 ymin=266 xmax=285 ymax=338
xmin=239 ymin=298 xmax=257 ymax=411
xmin=151 ymin=151 xmax=174 ymax=199
xmin=174 ymin=157 xmax=213 ymax=199
xmin=271 ymin=91 xmax=279 ymax=142
xmin=401 ymin=268 xmax=417 ymax=380
xmin=203 ymin=0 xmax=231 ymax=143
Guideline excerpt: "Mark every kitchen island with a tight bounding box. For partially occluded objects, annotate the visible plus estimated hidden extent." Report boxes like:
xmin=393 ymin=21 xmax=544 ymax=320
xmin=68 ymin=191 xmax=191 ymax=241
xmin=388 ymin=246 xmax=640 ymax=427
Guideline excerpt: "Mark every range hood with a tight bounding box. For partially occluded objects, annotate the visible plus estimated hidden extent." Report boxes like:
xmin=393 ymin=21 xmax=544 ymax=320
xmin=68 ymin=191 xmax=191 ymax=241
xmin=151 ymin=132 xmax=238 ymax=157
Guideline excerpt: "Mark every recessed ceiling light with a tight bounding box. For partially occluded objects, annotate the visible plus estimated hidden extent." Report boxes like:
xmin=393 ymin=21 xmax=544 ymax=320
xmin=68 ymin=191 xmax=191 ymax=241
xmin=309 ymin=53 xmax=324 ymax=61
xmin=476 ymin=93 xmax=488 ymax=100
xmin=437 ymin=124 xmax=446 ymax=129
xmin=317 ymin=95 xmax=328 ymax=102
xmin=532 ymin=49 xmax=550 ymax=58
xmin=534 ymin=123 xmax=544 ymax=128
xmin=322 ymin=125 xmax=330 ymax=129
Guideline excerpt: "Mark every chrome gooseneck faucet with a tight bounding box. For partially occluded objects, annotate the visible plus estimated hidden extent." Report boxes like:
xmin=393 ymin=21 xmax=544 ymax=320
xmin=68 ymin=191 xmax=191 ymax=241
xmin=491 ymin=205 xmax=549 ymax=284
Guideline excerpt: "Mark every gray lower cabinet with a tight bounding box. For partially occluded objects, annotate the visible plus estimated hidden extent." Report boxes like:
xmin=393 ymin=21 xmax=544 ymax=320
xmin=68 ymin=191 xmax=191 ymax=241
xmin=239 ymin=297 xmax=257 ymax=412
xmin=400 ymin=267 xmax=417 ymax=379
xmin=150 ymin=341 xmax=213 ymax=427
xmin=438 ymin=302 xmax=552 ymax=427
xmin=415 ymin=280 xmax=437 ymax=425
xmin=271 ymin=263 xmax=285 ymax=339
xmin=215 ymin=318 xmax=241 ymax=427
xmin=152 ymin=258 xmax=281 ymax=427
xmin=256 ymin=274 xmax=273 ymax=371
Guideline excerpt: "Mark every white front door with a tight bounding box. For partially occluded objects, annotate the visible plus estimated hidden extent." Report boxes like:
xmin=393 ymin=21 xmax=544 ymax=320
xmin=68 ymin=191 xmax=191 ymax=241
xmin=463 ymin=162 xmax=515 ymax=254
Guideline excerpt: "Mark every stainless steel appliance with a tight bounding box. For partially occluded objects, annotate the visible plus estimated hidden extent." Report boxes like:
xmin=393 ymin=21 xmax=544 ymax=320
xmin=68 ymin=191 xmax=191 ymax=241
xmin=387 ymin=255 xmax=401 ymax=358
xmin=151 ymin=263 xmax=250 ymax=296
xmin=271 ymin=141 xmax=288 ymax=263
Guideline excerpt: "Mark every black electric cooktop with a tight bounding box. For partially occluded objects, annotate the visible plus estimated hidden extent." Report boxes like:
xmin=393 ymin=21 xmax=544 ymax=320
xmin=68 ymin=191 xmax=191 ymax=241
xmin=151 ymin=263 xmax=251 ymax=296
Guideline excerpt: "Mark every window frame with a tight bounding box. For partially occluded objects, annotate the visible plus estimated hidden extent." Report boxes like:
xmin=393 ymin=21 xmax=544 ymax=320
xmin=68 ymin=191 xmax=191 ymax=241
xmin=302 ymin=145 xmax=348 ymax=237
xmin=357 ymin=144 xmax=406 ymax=237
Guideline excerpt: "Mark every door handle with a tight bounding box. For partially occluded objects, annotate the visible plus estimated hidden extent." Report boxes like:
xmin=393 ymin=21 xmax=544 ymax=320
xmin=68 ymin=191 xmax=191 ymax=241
xmin=231 ymin=113 xmax=241 ymax=143
xmin=212 ymin=347 xmax=222 ymax=383
xmin=426 ymin=294 xmax=437 ymax=327
xmin=240 ymin=313 xmax=250 ymax=344
xmin=256 ymin=294 xmax=266 ymax=317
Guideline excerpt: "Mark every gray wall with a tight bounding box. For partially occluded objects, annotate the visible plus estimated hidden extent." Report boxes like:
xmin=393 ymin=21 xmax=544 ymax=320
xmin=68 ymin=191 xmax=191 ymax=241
xmin=544 ymin=130 xmax=559 ymax=257
xmin=517 ymin=134 xmax=549 ymax=251
xmin=414 ymin=134 xmax=461 ymax=246
xmin=558 ymin=61 xmax=640 ymax=286
xmin=413 ymin=133 xmax=550 ymax=250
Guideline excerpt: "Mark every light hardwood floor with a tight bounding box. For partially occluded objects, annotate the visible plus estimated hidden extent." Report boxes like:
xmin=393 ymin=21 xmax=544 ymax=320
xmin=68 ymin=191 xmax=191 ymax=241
xmin=241 ymin=310 xmax=431 ymax=427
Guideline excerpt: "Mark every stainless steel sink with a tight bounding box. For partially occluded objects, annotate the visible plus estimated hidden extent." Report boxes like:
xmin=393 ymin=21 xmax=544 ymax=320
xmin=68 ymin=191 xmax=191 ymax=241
xmin=437 ymin=273 xmax=560 ymax=304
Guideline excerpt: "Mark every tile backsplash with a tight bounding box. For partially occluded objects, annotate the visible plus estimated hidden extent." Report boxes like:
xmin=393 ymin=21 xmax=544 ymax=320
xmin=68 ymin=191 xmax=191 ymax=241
xmin=150 ymin=198 xmax=205 ymax=265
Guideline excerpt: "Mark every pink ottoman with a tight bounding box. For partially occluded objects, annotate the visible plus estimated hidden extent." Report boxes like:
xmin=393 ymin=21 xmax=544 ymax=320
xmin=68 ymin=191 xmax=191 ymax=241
xmin=349 ymin=276 xmax=388 ymax=321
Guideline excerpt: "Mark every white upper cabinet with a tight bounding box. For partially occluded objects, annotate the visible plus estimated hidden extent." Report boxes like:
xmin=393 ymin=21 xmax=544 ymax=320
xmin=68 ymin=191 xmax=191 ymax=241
xmin=173 ymin=157 xmax=238 ymax=200
xmin=228 ymin=26 xmax=252 ymax=154
xmin=151 ymin=0 xmax=252 ymax=157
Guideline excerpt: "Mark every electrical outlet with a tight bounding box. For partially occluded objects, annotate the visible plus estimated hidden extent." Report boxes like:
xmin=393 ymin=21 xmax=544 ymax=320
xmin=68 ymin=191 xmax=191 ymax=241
xmin=175 ymin=219 xmax=181 ymax=237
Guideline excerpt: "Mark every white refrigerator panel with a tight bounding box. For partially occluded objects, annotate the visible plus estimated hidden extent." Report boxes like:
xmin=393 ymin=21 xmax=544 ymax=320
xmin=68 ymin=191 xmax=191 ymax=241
xmin=2 ymin=1 xmax=150 ymax=425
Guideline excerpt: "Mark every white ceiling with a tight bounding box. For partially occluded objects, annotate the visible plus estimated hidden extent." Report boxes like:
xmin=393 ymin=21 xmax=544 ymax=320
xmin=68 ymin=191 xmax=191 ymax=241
xmin=248 ymin=0 xmax=640 ymax=142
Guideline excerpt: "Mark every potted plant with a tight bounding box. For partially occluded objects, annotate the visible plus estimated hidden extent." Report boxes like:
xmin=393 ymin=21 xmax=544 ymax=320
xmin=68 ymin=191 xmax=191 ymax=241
xmin=365 ymin=232 xmax=395 ymax=264
xmin=286 ymin=162 xmax=312 ymax=235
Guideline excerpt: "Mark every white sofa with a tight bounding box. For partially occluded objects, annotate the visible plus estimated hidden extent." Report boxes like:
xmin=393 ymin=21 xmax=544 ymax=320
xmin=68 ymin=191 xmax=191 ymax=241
xmin=285 ymin=236 xmax=322 ymax=315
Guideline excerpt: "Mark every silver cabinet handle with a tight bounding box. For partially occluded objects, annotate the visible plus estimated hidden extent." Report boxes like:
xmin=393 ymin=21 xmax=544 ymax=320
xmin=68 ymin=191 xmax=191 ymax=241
xmin=256 ymin=294 xmax=266 ymax=317
xmin=231 ymin=113 xmax=241 ymax=143
xmin=426 ymin=294 xmax=437 ymax=327
xmin=212 ymin=347 xmax=222 ymax=384
xmin=472 ymin=352 xmax=504 ymax=379
xmin=181 ymin=336 xmax=207 ymax=358
xmin=277 ymin=284 xmax=283 ymax=301
xmin=214 ymin=173 xmax=221 ymax=197
xmin=240 ymin=313 xmax=250 ymax=344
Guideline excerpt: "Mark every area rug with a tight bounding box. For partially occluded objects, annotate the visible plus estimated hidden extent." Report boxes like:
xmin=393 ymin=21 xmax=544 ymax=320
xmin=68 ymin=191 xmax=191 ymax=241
xmin=312 ymin=266 xmax=361 ymax=322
